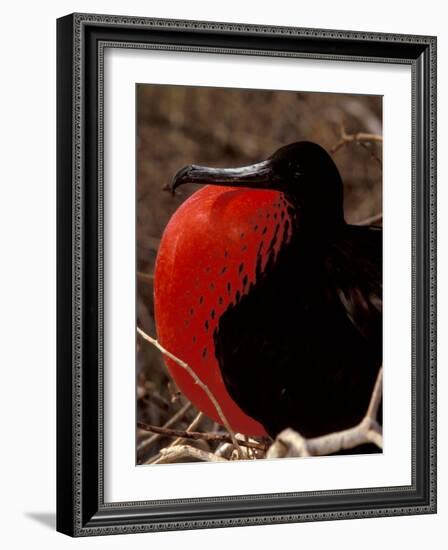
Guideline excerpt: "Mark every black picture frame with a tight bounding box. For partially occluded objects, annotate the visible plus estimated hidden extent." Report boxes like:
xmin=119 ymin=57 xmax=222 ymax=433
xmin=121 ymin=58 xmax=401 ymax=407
xmin=57 ymin=13 xmax=437 ymax=537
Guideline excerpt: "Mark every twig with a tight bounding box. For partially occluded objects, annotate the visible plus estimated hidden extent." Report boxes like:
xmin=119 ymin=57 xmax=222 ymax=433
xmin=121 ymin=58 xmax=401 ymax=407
xmin=137 ymin=271 xmax=154 ymax=284
xmin=366 ymin=366 xmax=383 ymax=421
xmin=152 ymin=444 xmax=228 ymax=465
xmin=137 ymin=422 xmax=267 ymax=451
xmin=215 ymin=442 xmax=234 ymax=459
xmin=331 ymin=126 xmax=383 ymax=226
xmin=137 ymin=401 xmax=191 ymax=454
xmin=137 ymin=327 xmax=243 ymax=458
xmin=330 ymin=127 xmax=383 ymax=154
xmin=267 ymin=366 xmax=383 ymax=458
xmin=358 ymin=141 xmax=382 ymax=167
xmin=170 ymin=411 xmax=204 ymax=447
xmin=356 ymin=212 xmax=383 ymax=226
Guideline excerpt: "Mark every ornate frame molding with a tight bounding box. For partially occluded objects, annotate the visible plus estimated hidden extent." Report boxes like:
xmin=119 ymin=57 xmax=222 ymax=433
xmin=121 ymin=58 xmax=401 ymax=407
xmin=57 ymin=13 xmax=437 ymax=536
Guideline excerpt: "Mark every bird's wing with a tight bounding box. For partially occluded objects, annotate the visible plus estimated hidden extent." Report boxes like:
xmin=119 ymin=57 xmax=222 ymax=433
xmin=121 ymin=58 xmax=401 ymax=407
xmin=325 ymin=224 xmax=382 ymax=345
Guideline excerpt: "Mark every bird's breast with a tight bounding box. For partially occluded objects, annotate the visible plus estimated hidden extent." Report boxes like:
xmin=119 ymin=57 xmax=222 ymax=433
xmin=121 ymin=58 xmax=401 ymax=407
xmin=154 ymin=185 xmax=295 ymax=435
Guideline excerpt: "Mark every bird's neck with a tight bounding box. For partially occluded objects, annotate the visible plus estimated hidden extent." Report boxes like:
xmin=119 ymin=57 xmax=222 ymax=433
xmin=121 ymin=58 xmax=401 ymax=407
xmin=285 ymin=196 xmax=346 ymax=235
xmin=283 ymin=169 xmax=345 ymax=231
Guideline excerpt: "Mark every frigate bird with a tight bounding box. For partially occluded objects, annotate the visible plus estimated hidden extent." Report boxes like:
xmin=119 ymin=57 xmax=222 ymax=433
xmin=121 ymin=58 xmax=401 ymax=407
xmin=154 ymin=141 xmax=382 ymax=438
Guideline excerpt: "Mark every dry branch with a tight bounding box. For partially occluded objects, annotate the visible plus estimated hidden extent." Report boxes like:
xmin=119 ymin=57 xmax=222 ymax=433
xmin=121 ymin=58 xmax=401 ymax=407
xmin=152 ymin=444 xmax=229 ymax=465
xmin=137 ymin=271 xmax=154 ymax=284
xmin=215 ymin=442 xmax=234 ymax=459
xmin=330 ymin=126 xmax=383 ymax=167
xmin=358 ymin=141 xmax=382 ymax=167
xmin=366 ymin=366 xmax=383 ymax=420
xmin=170 ymin=411 xmax=204 ymax=447
xmin=330 ymin=127 xmax=383 ymax=154
xmin=357 ymin=212 xmax=383 ymax=226
xmin=342 ymin=127 xmax=382 ymax=227
xmin=267 ymin=366 xmax=383 ymax=458
xmin=137 ymin=327 xmax=243 ymax=458
xmin=137 ymin=401 xmax=191 ymax=454
xmin=137 ymin=422 xmax=267 ymax=451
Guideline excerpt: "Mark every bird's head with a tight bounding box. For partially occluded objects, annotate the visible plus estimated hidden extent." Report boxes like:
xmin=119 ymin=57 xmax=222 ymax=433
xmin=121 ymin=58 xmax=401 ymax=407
xmin=171 ymin=141 xmax=345 ymax=227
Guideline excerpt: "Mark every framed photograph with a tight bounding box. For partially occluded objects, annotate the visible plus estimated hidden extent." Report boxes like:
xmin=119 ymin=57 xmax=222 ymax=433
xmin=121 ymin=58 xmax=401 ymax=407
xmin=57 ymin=13 xmax=437 ymax=536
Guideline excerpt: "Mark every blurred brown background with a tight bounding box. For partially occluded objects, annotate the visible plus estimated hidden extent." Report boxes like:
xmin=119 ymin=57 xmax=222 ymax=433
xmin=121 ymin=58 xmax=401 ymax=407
xmin=136 ymin=84 xmax=382 ymax=464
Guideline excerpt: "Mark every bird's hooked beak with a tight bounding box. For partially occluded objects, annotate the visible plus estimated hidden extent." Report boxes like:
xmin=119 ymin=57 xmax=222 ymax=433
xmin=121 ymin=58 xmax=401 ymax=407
xmin=170 ymin=160 xmax=275 ymax=195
